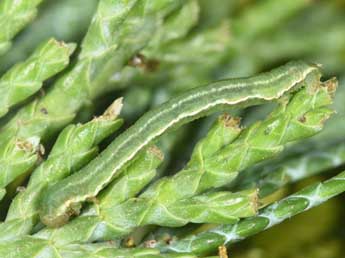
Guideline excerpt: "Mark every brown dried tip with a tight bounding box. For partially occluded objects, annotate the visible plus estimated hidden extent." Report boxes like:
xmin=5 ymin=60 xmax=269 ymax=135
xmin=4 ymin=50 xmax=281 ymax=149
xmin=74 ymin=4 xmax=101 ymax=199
xmin=96 ymin=98 xmax=123 ymax=121
xmin=322 ymin=77 xmax=338 ymax=94
xmin=66 ymin=203 xmax=81 ymax=217
xmin=36 ymin=144 xmax=46 ymax=163
xmin=16 ymin=137 xmax=40 ymax=153
xmin=148 ymin=145 xmax=164 ymax=161
xmin=163 ymin=235 xmax=173 ymax=245
xmin=52 ymin=39 xmax=76 ymax=55
xmin=128 ymin=53 xmax=146 ymax=67
xmin=16 ymin=139 xmax=34 ymax=152
xmin=298 ymin=115 xmax=307 ymax=123
xmin=219 ymin=113 xmax=241 ymax=129
xmin=124 ymin=237 xmax=135 ymax=247
xmin=128 ymin=53 xmax=160 ymax=72
xmin=218 ymin=245 xmax=229 ymax=258
xmin=251 ymin=188 xmax=260 ymax=214
xmin=144 ymin=239 xmax=157 ymax=248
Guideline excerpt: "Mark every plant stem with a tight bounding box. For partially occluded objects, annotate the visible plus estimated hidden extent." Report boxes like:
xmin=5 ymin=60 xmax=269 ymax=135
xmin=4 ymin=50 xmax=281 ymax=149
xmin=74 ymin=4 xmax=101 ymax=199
xmin=237 ymin=141 xmax=345 ymax=198
xmin=154 ymin=170 xmax=345 ymax=255
xmin=0 ymin=236 xmax=198 ymax=258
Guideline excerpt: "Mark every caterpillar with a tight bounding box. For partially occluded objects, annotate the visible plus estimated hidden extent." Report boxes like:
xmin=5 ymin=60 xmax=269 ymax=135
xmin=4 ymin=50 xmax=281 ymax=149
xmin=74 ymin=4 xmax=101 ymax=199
xmin=39 ymin=60 xmax=321 ymax=227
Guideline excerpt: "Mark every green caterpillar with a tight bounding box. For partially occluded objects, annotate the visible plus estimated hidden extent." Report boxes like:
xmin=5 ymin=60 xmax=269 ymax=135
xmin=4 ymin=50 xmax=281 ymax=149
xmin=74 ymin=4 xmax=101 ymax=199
xmin=40 ymin=61 xmax=321 ymax=227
